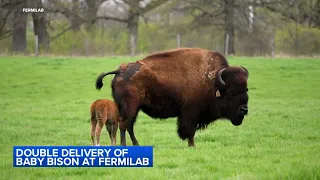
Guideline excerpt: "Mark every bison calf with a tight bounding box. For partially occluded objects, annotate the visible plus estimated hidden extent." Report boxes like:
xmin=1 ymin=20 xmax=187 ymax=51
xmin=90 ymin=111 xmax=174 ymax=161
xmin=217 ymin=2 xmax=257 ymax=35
xmin=90 ymin=99 xmax=120 ymax=146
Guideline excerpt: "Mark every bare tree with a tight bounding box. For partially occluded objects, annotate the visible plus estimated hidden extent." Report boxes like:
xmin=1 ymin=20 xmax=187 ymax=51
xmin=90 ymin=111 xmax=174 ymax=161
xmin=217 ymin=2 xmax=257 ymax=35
xmin=69 ymin=0 xmax=84 ymax=31
xmin=49 ymin=0 xmax=168 ymax=55
xmin=125 ymin=0 xmax=169 ymax=55
xmin=11 ymin=0 xmax=27 ymax=52
xmin=31 ymin=0 xmax=50 ymax=51
xmin=176 ymin=0 xmax=305 ymax=56
xmin=84 ymin=0 xmax=105 ymax=31
xmin=224 ymin=0 xmax=235 ymax=55
xmin=98 ymin=0 xmax=169 ymax=55
xmin=176 ymin=0 xmax=236 ymax=54
xmin=261 ymin=0 xmax=320 ymax=28
xmin=0 ymin=1 xmax=22 ymax=40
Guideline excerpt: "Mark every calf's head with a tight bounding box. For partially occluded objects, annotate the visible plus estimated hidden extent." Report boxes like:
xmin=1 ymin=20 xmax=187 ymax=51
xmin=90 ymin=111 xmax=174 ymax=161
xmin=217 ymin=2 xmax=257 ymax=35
xmin=217 ymin=66 xmax=249 ymax=126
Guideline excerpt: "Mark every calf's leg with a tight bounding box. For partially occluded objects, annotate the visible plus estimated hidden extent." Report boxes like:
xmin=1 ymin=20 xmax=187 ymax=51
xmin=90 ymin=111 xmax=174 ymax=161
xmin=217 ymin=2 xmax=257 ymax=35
xmin=106 ymin=120 xmax=118 ymax=145
xmin=90 ymin=120 xmax=97 ymax=145
xmin=111 ymin=121 xmax=119 ymax=145
xmin=95 ymin=120 xmax=104 ymax=146
xmin=95 ymin=112 xmax=107 ymax=146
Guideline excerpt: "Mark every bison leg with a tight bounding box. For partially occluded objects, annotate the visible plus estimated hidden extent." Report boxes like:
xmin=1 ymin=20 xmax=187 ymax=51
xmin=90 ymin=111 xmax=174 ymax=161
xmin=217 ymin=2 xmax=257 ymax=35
xmin=127 ymin=114 xmax=139 ymax=146
xmin=106 ymin=120 xmax=118 ymax=145
xmin=119 ymin=118 xmax=127 ymax=146
xmin=188 ymin=135 xmax=195 ymax=147
xmin=177 ymin=110 xmax=198 ymax=147
xmin=112 ymin=121 xmax=119 ymax=145
xmin=106 ymin=121 xmax=112 ymax=145
xmin=118 ymin=105 xmax=139 ymax=146
xmin=120 ymin=98 xmax=140 ymax=146
xmin=95 ymin=110 xmax=108 ymax=146
xmin=90 ymin=120 xmax=97 ymax=145
xmin=114 ymin=85 xmax=140 ymax=146
xmin=95 ymin=119 xmax=105 ymax=146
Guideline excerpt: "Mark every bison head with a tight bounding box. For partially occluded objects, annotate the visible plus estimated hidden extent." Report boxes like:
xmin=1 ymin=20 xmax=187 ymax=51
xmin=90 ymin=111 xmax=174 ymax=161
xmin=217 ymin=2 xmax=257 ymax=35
xmin=216 ymin=66 xmax=249 ymax=126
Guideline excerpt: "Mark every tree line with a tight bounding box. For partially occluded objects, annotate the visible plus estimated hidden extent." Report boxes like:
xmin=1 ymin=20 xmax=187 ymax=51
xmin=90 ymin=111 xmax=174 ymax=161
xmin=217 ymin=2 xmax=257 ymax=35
xmin=0 ymin=0 xmax=319 ymax=56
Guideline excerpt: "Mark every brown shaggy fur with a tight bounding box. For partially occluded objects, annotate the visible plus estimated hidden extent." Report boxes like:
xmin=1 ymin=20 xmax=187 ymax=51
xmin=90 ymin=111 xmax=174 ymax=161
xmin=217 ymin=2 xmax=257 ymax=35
xmin=95 ymin=48 xmax=249 ymax=147
xmin=90 ymin=99 xmax=120 ymax=146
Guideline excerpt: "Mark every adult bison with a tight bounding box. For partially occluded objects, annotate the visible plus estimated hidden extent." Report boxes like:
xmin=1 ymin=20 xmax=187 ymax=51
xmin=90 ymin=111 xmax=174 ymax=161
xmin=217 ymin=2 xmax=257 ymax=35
xmin=95 ymin=48 xmax=249 ymax=147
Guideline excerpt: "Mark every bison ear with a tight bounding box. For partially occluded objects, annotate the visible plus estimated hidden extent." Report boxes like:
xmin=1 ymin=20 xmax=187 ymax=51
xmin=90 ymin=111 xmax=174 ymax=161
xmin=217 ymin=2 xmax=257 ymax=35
xmin=241 ymin=66 xmax=249 ymax=78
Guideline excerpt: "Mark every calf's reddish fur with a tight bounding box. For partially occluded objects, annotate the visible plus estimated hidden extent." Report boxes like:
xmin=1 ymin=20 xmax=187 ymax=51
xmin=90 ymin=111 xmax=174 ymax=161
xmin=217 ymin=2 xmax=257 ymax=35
xmin=90 ymin=99 xmax=120 ymax=146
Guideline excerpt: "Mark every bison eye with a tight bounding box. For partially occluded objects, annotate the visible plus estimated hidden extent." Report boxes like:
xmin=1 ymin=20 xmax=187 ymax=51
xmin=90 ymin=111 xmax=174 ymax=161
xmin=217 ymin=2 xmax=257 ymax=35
xmin=246 ymin=88 xmax=248 ymax=92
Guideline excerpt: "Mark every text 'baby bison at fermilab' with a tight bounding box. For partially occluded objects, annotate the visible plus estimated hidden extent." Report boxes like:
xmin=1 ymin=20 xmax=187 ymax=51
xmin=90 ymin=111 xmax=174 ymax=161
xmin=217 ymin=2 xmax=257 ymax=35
xmin=95 ymin=48 xmax=249 ymax=147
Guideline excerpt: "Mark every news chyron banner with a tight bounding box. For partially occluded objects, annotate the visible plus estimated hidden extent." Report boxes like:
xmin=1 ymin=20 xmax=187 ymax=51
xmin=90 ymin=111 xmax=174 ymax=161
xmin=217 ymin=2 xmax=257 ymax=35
xmin=13 ymin=146 xmax=153 ymax=167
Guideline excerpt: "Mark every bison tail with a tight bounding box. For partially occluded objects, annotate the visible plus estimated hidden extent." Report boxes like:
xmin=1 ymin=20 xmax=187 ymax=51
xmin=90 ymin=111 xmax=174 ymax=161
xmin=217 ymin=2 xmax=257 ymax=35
xmin=95 ymin=69 xmax=120 ymax=90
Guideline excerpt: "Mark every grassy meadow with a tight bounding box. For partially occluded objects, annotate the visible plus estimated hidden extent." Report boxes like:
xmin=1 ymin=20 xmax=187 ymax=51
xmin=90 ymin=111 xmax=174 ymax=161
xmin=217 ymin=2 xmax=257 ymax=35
xmin=0 ymin=55 xmax=319 ymax=180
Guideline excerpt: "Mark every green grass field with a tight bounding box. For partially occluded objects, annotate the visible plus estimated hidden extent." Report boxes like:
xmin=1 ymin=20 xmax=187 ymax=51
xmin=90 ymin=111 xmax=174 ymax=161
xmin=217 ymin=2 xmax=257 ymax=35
xmin=1 ymin=55 xmax=320 ymax=180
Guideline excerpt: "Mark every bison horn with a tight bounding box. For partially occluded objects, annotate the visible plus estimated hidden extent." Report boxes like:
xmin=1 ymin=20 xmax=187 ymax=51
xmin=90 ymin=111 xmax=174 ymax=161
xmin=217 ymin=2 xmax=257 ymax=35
xmin=241 ymin=66 xmax=249 ymax=78
xmin=217 ymin=68 xmax=226 ymax=85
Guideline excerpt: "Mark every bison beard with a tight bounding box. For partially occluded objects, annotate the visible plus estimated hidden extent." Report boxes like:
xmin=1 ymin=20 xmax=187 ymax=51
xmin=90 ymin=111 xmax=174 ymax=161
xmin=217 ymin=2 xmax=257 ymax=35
xmin=95 ymin=48 xmax=249 ymax=147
